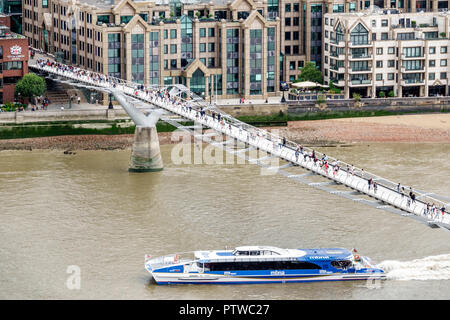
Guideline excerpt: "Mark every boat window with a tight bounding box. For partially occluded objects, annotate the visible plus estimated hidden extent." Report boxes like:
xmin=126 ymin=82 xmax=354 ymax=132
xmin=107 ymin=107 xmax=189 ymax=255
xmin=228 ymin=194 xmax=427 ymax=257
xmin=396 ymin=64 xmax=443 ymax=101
xmin=207 ymin=261 xmax=321 ymax=271
xmin=331 ymin=260 xmax=352 ymax=269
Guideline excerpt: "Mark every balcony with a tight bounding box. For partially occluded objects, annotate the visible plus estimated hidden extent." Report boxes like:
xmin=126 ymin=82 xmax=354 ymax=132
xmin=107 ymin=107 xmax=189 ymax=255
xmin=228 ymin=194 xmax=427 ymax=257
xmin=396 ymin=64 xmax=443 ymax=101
xmin=349 ymin=54 xmax=372 ymax=60
xmin=330 ymin=65 xmax=345 ymax=73
xmin=349 ymin=79 xmax=372 ymax=86
xmin=349 ymin=41 xmax=371 ymax=48
xmin=330 ymin=51 xmax=345 ymax=58
xmin=329 ymin=78 xmax=345 ymax=87
xmin=401 ymin=67 xmax=425 ymax=73
xmin=401 ymin=53 xmax=425 ymax=60
xmin=349 ymin=67 xmax=372 ymax=73
xmin=401 ymin=79 xmax=424 ymax=86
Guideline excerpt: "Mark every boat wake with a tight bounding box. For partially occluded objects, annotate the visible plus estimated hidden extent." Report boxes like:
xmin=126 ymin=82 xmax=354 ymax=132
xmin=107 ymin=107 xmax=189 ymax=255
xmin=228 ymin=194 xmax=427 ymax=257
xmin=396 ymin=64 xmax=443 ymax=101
xmin=377 ymin=254 xmax=450 ymax=281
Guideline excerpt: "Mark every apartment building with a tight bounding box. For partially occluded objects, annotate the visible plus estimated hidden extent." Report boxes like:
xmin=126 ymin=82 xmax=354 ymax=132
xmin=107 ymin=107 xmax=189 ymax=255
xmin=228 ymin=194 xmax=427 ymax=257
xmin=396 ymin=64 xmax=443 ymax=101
xmin=22 ymin=0 xmax=450 ymax=99
xmin=323 ymin=9 xmax=450 ymax=98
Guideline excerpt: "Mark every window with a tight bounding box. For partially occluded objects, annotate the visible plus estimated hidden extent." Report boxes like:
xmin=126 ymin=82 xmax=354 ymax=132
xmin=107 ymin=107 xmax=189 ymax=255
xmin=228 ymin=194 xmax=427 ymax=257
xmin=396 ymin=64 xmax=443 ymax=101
xmin=441 ymin=46 xmax=448 ymax=53
xmin=350 ymin=23 xmax=369 ymax=45
xmin=170 ymin=59 xmax=177 ymax=69
xmin=200 ymin=43 xmax=206 ymax=52
xmin=285 ymin=46 xmax=291 ymax=54
xmin=376 ymin=73 xmax=383 ymax=80
xmin=388 ymin=73 xmax=394 ymax=80
xmin=441 ymin=59 xmax=447 ymax=66
xmin=388 ymin=47 xmax=395 ymax=54
xmin=285 ymin=18 xmax=291 ymax=26
xmin=403 ymin=47 xmax=422 ymax=57
xmin=376 ymin=48 xmax=383 ymax=55
xmin=200 ymin=28 xmax=206 ymax=37
xmin=170 ymin=29 xmax=177 ymax=39
xmin=170 ymin=44 xmax=177 ymax=54
xmin=429 ymin=47 xmax=436 ymax=54
xmin=429 ymin=60 xmax=435 ymax=67
xmin=285 ymin=3 xmax=291 ymax=12
xmin=208 ymin=43 xmax=215 ymax=52
xmin=42 ymin=0 xmax=48 ymax=8
xmin=381 ymin=19 xmax=388 ymax=27
xmin=429 ymin=73 xmax=435 ymax=80
xmin=376 ymin=60 xmax=383 ymax=68
xmin=285 ymin=32 xmax=291 ymax=40
xmin=203 ymin=261 xmax=322 ymax=271
xmin=441 ymin=72 xmax=447 ymax=79
xmin=388 ymin=60 xmax=395 ymax=67
xmin=3 ymin=61 xmax=23 ymax=70
xmin=208 ymin=28 xmax=215 ymax=37
xmin=120 ymin=16 xmax=133 ymax=24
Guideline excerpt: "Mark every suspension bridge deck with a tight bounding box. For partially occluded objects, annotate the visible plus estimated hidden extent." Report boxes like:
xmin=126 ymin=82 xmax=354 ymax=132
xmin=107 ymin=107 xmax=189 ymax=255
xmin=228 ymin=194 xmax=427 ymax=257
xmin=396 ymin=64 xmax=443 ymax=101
xmin=29 ymin=57 xmax=450 ymax=232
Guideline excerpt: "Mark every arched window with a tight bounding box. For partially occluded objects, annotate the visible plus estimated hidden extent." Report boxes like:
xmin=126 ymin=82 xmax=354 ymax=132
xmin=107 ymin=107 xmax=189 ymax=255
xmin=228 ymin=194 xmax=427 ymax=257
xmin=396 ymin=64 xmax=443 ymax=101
xmin=335 ymin=23 xmax=344 ymax=43
xmin=190 ymin=68 xmax=205 ymax=96
xmin=350 ymin=23 xmax=368 ymax=45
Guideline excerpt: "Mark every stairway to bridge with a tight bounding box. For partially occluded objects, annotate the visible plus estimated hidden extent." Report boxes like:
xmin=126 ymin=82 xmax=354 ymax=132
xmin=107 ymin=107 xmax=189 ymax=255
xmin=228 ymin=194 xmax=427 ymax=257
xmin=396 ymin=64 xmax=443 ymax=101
xmin=29 ymin=55 xmax=450 ymax=233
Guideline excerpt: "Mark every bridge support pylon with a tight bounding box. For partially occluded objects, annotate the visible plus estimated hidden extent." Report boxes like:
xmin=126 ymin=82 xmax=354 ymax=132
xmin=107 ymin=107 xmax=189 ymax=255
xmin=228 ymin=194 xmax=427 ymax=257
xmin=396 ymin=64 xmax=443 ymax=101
xmin=129 ymin=125 xmax=163 ymax=172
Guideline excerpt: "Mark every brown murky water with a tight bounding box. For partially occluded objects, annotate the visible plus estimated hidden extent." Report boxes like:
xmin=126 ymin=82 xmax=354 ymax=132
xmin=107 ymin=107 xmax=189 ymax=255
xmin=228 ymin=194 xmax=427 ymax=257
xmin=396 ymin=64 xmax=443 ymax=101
xmin=0 ymin=143 xmax=449 ymax=299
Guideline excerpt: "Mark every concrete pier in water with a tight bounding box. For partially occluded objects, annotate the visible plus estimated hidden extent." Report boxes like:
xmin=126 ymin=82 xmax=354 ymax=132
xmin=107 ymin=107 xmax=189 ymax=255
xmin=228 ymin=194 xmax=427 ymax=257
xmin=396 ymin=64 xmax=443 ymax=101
xmin=129 ymin=126 xmax=163 ymax=172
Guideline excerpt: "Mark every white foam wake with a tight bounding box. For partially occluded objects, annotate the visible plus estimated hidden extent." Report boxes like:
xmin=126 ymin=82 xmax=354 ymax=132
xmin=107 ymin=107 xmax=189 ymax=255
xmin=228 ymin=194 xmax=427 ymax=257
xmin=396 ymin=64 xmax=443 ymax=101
xmin=377 ymin=254 xmax=450 ymax=281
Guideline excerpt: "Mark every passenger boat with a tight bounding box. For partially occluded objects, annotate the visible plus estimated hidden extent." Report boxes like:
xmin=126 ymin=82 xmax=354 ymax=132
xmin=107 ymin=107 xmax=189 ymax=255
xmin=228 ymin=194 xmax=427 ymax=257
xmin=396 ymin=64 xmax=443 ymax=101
xmin=144 ymin=246 xmax=386 ymax=285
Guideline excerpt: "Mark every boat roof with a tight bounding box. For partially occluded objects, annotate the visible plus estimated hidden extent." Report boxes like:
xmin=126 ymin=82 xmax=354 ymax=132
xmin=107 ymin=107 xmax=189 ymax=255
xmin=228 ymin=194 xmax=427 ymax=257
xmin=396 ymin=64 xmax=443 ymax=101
xmin=194 ymin=246 xmax=353 ymax=263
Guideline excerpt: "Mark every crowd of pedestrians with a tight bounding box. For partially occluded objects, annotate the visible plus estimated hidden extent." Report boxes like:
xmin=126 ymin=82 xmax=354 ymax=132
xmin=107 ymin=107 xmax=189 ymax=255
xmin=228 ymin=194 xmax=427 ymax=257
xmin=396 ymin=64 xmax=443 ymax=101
xmin=36 ymin=56 xmax=448 ymax=223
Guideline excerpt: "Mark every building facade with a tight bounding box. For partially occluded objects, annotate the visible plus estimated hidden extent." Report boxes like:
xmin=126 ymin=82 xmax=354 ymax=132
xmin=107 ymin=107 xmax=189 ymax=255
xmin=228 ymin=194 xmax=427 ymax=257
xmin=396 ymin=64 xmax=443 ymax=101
xmin=323 ymin=9 xmax=450 ymax=98
xmin=0 ymin=24 xmax=29 ymax=103
xmin=22 ymin=0 xmax=450 ymax=99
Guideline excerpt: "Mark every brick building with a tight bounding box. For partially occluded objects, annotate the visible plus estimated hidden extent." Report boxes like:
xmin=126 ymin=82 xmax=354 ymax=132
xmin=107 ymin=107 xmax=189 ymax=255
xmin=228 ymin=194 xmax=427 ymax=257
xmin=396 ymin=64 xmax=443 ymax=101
xmin=0 ymin=24 xmax=29 ymax=103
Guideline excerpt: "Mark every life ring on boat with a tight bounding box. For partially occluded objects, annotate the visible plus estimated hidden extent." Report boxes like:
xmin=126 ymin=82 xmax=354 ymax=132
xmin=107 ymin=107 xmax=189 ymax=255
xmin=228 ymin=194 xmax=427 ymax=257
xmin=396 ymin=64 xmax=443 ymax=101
xmin=174 ymin=254 xmax=179 ymax=263
xmin=354 ymin=254 xmax=360 ymax=261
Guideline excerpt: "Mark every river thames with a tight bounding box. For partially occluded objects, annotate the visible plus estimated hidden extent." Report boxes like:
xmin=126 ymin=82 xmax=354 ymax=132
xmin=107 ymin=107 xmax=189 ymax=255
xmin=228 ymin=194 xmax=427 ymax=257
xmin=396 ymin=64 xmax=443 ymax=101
xmin=0 ymin=143 xmax=449 ymax=299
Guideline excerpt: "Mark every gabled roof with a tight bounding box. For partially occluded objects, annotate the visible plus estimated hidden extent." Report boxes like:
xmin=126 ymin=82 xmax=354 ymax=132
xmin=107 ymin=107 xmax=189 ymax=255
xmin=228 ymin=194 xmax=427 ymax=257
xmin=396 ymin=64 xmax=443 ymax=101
xmin=183 ymin=58 xmax=210 ymax=77
xmin=112 ymin=0 xmax=138 ymax=15
xmin=123 ymin=14 xmax=150 ymax=32
xmin=241 ymin=9 xmax=268 ymax=28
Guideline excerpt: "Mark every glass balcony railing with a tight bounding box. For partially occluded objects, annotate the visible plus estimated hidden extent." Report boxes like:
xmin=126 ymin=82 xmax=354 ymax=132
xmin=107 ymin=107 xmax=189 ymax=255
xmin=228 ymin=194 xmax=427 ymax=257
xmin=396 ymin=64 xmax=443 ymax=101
xmin=350 ymin=79 xmax=371 ymax=85
xmin=351 ymin=54 xmax=372 ymax=59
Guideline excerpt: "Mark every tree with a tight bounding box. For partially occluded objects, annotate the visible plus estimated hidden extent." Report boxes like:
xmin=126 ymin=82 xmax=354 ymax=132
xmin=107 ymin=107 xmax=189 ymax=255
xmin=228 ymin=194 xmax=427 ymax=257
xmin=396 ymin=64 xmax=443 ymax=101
xmin=298 ymin=62 xmax=323 ymax=84
xmin=15 ymin=73 xmax=46 ymax=102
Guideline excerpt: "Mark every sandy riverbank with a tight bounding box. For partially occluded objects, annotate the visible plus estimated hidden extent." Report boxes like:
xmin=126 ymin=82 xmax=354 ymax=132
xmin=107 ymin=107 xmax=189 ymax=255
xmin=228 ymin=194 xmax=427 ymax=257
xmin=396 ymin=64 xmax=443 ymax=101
xmin=285 ymin=113 xmax=450 ymax=144
xmin=0 ymin=113 xmax=449 ymax=151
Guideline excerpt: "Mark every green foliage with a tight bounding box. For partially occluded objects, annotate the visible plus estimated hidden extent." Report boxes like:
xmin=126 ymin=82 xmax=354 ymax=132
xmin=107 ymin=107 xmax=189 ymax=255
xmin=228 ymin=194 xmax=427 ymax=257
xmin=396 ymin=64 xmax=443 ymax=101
xmin=316 ymin=95 xmax=326 ymax=104
xmin=15 ymin=73 xmax=46 ymax=100
xmin=0 ymin=102 xmax=27 ymax=112
xmin=388 ymin=90 xmax=395 ymax=97
xmin=329 ymin=80 xmax=341 ymax=94
xmin=297 ymin=62 xmax=323 ymax=84
xmin=378 ymin=91 xmax=385 ymax=98
xmin=440 ymin=32 xmax=447 ymax=38
xmin=352 ymin=93 xmax=362 ymax=101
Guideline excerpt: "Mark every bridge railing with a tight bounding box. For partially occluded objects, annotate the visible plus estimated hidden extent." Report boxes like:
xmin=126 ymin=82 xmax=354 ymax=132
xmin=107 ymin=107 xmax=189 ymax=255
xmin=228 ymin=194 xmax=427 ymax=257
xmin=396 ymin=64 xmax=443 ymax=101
xmin=29 ymin=56 xmax=449 ymax=220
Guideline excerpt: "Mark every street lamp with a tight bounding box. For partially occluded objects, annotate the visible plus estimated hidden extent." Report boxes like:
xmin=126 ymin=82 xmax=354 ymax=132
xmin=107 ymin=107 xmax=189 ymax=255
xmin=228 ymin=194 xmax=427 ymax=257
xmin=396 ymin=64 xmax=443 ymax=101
xmin=280 ymin=81 xmax=288 ymax=103
xmin=108 ymin=93 xmax=114 ymax=109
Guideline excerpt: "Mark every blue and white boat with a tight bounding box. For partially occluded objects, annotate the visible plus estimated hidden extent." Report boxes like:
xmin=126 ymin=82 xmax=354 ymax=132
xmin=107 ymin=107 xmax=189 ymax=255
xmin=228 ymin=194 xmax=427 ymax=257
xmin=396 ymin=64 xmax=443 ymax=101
xmin=145 ymin=246 xmax=386 ymax=285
